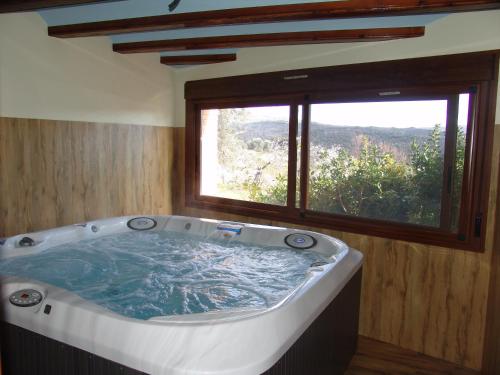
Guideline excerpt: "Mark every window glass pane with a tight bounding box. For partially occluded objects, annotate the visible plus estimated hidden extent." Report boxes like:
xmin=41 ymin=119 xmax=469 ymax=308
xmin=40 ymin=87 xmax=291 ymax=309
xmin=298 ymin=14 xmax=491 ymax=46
xmin=450 ymin=93 xmax=470 ymax=231
xmin=296 ymin=105 xmax=302 ymax=208
xmin=200 ymin=106 xmax=289 ymax=205
xmin=307 ymin=99 xmax=450 ymax=227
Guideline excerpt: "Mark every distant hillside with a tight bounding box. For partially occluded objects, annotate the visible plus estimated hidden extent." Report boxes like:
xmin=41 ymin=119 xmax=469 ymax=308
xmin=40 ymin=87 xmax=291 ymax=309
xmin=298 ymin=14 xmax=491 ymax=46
xmin=237 ymin=121 xmax=438 ymax=157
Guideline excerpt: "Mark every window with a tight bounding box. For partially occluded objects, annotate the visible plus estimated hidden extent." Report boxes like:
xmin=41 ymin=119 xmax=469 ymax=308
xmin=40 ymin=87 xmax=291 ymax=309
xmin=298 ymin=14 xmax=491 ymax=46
xmin=185 ymin=52 xmax=499 ymax=251
xmin=306 ymin=95 xmax=469 ymax=232
xmin=200 ymin=105 xmax=290 ymax=205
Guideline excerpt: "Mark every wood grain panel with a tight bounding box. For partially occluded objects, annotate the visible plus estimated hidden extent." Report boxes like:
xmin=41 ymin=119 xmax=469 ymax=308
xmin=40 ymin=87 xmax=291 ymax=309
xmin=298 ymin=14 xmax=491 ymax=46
xmin=482 ymin=126 xmax=500 ymax=373
xmin=347 ymin=336 xmax=479 ymax=375
xmin=0 ymin=117 xmax=173 ymax=238
xmin=171 ymin=125 xmax=500 ymax=371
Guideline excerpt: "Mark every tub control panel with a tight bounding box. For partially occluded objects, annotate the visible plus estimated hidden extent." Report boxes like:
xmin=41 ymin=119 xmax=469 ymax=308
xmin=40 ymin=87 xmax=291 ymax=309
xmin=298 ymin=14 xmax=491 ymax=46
xmin=9 ymin=289 xmax=43 ymax=307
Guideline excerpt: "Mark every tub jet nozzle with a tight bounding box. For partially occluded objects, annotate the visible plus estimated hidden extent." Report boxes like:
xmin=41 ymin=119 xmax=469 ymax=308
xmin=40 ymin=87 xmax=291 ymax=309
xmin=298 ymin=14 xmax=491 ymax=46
xmin=19 ymin=237 xmax=35 ymax=247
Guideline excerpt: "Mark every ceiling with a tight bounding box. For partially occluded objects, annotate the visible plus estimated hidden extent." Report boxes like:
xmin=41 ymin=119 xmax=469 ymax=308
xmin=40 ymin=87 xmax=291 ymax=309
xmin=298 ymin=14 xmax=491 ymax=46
xmin=1 ymin=0 xmax=497 ymax=67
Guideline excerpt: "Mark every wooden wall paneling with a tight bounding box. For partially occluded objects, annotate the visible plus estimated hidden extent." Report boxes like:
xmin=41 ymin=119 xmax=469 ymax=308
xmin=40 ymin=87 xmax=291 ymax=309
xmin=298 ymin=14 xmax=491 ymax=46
xmin=172 ymin=125 xmax=184 ymax=215
xmin=482 ymin=123 xmax=500 ymax=374
xmin=38 ymin=121 xmax=57 ymax=229
xmin=0 ymin=118 xmax=173 ymax=238
xmin=125 ymin=124 xmax=142 ymax=214
xmin=172 ymin=125 xmax=500 ymax=371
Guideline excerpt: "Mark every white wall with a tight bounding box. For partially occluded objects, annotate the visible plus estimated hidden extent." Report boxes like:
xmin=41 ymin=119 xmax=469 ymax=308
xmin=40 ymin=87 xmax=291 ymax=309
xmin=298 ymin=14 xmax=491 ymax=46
xmin=0 ymin=12 xmax=175 ymax=126
xmin=1 ymin=11 xmax=498 ymax=127
xmin=173 ymin=10 xmax=500 ymax=126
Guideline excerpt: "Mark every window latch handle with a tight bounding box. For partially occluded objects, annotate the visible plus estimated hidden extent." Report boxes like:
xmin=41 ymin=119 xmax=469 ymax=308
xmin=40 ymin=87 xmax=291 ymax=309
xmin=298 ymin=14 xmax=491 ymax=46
xmin=474 ymin=214 xmax=482 ymax=237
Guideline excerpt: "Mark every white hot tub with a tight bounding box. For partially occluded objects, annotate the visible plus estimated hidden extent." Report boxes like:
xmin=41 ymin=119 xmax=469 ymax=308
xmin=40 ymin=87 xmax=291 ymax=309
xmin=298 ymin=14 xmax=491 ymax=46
xmin=0 ymin=215 xmax=363 ymax=375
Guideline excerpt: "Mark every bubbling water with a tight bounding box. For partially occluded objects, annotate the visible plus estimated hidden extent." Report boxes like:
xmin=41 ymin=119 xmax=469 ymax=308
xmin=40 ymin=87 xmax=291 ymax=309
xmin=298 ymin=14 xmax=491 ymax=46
xmin=0 ymin=231 xmax=327 ymax=320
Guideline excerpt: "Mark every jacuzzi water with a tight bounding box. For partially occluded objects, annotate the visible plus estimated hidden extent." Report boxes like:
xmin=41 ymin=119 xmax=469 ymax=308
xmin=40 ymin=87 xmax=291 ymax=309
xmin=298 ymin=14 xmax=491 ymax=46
xmin=0 ymin=230 xmax=327 ymax=320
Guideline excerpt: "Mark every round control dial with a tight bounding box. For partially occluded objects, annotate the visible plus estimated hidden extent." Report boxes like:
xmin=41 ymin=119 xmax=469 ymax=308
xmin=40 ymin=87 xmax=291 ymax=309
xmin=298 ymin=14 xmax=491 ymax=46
xmin=9 ymin=289 xmax=43 ymax=307
xmin=127 ymin=217 xmax=157 ymax=231
xmin=284 ymin=233 xmax=317 ymax=249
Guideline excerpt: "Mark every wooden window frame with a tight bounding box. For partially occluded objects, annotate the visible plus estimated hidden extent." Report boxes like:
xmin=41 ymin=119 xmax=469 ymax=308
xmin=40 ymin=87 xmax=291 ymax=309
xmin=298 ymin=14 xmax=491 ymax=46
xmin=185 ymin=51 xmax=499 ymax=251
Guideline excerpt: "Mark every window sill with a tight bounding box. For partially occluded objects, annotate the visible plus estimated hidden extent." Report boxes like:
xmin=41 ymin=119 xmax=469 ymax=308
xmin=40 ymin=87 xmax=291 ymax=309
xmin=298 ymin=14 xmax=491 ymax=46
xmin=186 ymin=198 xmax=485 ymax=252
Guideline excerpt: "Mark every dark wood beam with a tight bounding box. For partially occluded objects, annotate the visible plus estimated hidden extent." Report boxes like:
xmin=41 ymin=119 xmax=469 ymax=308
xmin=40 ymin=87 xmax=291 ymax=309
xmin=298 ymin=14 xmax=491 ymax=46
xmin=160 ymin=54 xmax=237 ymax=66
xmin=0 ymin=0 xmax=122 ymax=13
xmin=113 ymin=27 xmax=425 ymax=54
xmin=48 ymin=0 xmax=500 ymax=39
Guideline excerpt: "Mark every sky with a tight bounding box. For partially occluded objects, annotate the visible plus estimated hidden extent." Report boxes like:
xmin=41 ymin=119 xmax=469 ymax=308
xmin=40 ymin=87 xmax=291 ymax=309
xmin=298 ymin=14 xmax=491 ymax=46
xmin=242 ymin=94 xmax=469 ymax=129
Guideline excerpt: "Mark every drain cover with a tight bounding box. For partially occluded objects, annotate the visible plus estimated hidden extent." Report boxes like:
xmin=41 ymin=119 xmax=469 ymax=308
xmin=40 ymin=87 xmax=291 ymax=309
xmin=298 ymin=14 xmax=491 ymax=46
xmin=9 ymin=289 xmax=43 ymax=307
xmin=127 ymin=217 xmax=157 ymax=231
xmin=284 ymin=233 xmax=317 ymax=249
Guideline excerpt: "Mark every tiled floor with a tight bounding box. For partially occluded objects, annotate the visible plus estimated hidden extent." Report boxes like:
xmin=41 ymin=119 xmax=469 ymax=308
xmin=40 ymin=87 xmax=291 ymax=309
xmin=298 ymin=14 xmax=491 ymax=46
xmin=345 ymin=336 xmax=479 ymax=375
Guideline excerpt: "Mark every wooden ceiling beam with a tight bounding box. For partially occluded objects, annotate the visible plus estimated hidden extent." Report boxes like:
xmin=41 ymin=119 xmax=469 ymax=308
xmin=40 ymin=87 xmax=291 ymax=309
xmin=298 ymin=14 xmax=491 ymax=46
xmin=160 ymin=54 xmax=237 ymax=66
xmin=0 ymin=0 xmax=122 ymax=13
xmin=113 ymin=27 xmax=425 ymax=54
xmin=49 ymin=0 xmax=500 ymax=38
